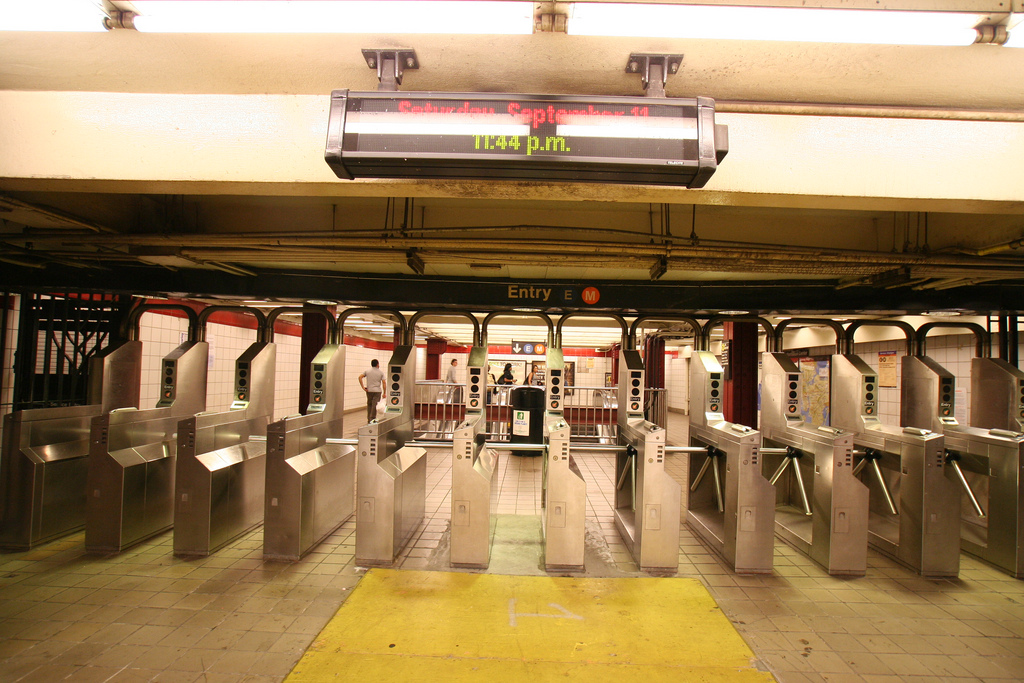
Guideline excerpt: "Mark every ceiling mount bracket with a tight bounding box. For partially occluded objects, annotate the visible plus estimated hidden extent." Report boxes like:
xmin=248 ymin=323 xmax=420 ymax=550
xmin=626 ymin=53 xmax=683 ymax=98
xmin=362 ymin=49 xmax=418 ymax=91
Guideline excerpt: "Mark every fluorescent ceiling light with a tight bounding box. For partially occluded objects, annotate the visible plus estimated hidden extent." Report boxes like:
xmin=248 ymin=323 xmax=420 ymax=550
xmin=129 ymin=1 xmax=534 ymax=34
xmin=0 ymin=0 xmax=106 ymax=31
xmin=569 ymin=3 xmax=984 ymax=47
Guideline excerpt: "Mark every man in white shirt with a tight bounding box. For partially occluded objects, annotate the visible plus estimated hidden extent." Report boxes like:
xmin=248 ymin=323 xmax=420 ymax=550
xmin=445 ymin=358 xmax=462 ymax=403
xmin=358 ymin=359 xmax=385 ymax=422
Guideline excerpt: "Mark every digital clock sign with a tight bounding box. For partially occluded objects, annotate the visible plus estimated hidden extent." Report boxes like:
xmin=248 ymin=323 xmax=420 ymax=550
xmin=325 ymin=91 xmax=728 ymax=187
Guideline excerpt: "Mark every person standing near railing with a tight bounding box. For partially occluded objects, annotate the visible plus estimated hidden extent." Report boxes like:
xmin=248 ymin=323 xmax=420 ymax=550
xmin=445 ymin=358 xmax=462 ymax=404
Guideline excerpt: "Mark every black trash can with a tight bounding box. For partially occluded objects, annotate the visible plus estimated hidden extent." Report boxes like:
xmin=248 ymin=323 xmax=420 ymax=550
xmin=509 ymin=386 xmax=544 ymax=456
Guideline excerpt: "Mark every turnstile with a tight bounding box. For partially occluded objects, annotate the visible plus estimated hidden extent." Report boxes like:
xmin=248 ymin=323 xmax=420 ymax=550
xmin=902 ymin=349 xmax=1024 ymax=578
xmin=831 ymin=352 xmax=958 ymax=577
xmin=971 ymin=356 xmax=1024 ymax=433
xmin=542 ymin=348 xmax=586 ymax=572
xmin=450 ymin=346 xmax=497 ymax=568
xmin=762 ymin=352 xmax=868 ymax=576
xmin=614 ymin=349 xmax=681 ymax=572
xmin=355 ymin=345 xmax=427 ymax=567
xmin=264 ymin=338 xmax=355 ymax=561
xmin=0 ymin=321 xmax=145 ymax=550
xmin=687 ymin=350 xmax=775 ymax=573
xmin=174 ymin=314 xmax=275 ymax=557
xmin=85 ymin=339 xmax=209 ymax=553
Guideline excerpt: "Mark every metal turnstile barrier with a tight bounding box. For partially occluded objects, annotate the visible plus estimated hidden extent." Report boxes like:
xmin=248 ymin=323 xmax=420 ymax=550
xmin=687 ymin=350 xmax=775 ymax=573
xmin=0 ymin=313 xmax=150 ymax=551
xmin=263 ymin=330 xmax=355 ymax=561
xmin=831 ymin=352 xmax=958 ymax=577
xmin=85 ymin=338 xmax=209 ymax=553
xmin=450 ymin=346 xmax=497 ymax=568
xmin=762 ymin=351 xmax=868 ymax=576
xmin=356 ymin=345 xmax=427 ymax=567
xmin=971 ymin=356 xmax=1024 ymax=433
xmin=901 ymin=328 xmax=1024 ymax=578
xmin=614 ymin=349 xmax=681 ymax=572
xmin=174 ymin=310 xmax=275 ymax=557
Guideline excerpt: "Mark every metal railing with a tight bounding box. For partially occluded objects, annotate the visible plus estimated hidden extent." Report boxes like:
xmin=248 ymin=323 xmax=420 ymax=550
xmin=411 ymin=381 xmax=666 ymax=443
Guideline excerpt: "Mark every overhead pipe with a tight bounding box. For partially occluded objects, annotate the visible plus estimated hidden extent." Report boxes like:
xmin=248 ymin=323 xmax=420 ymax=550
xmin=407 ymin=309 xmax=481 ymax=347
xmin=335 ymin=308 xmax=408 ymax=344
xmin=773 ymin=318 xmax=847 ymax=354
xmin=480 ymin=311 xmax=554 ymax=347
xmin=915 ymin=321 xmax=990 ymax=359
xmin=843 ymin=319 xmax=917 ymax=356
xmin=700 ymin=316 xmax=775 ymax=351
xmin=196 ymin=306 xmax=268 ymax=343
xmin=126 ymin=303 xmax=199 ymax=342
xmin=555 ymin=312 xmax=629 ymax=350
xmin=627 ymin=314 xmax=702 ymax=351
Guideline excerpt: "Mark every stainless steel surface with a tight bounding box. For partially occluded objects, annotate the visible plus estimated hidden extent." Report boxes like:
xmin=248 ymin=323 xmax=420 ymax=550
xmin=762 ymin=352 xmax=868 ymax=576
xmin=87 ymin=339 xmax=143 ymax=413
xmin=0 ymin=405 xmax=102 ymax=550
xmin=264 ymin=343 xmax=354 ymax=561
xmin=613 ymin=349 xmax=681 ymax=572
xmin=174 ymin=341 xmax=275 ymax=557
xmin=970 ymin=357 xmax=1024 ymax=432
xmin=831 ymin=353 xmax=958 ymax=578
xmin=902 ymin=354 xmax=1024 ymax=578
xmin=85 ymin=341 xmax=209 ymax=554
xmin=450 ymin=346 xmax=497 ymax=569
xmin=687 ymin=350 xmax=775 ymax=574
xmin=545 ymin=414 xmax=587 ymax=572
xmin=355 ymin=346 xmax=427 ymax=567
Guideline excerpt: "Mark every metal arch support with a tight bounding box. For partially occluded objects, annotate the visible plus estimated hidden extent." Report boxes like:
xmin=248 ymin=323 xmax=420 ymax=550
xmin=126 ymin=303 xmax=199 ymax=342
xmin=844 ymin=319 xmax=916 ymax=356
xmin=916 ymin=321 xmax=990 ymax=359
xmin=480 ymin=310 xmax=554 ymax=347
xmin=773 ymin=318 xmax=847 ymax=354
xmin=335 ymin=307 xmax=408 ymax=343
xmin=196 ymin=305 xmax=268 ymax=343
xmin=407 ymin=309 xmax=481 ymax=347
xmin=555 ymin=312 xmax=628 ymax=350
xmin=701 ymin=316 xmax=775 ymax=350
xmin=265 ymin=305 xmax=335 ymax=343
xmin=628 ymin=314 xmax=702 ymax=351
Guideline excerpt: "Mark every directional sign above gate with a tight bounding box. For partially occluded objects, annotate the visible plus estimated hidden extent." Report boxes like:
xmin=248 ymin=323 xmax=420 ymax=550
xmin=512 ymin=341 xmax=546 ymax=355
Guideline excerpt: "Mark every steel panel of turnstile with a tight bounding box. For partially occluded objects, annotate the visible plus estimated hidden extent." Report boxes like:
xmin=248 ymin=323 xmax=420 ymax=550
xmin=85 ymin=340 xmax=209 ymax=553
xmin=542 ymin=348 xmax=586 ymax=571
xmin=971 ymin=357 xmax=1024 ymax=433
xmin=762 ymin=353 xmax=868 ymax=576
xmin=687 ymin=350 xmax=775 ymax=574
xmin=356 ymin=346 xmax=427 ymax=567
xmin=174 ymin=341 xmax=275 ymax=557
xmin=263 ymin=343 xmax=354 ymax=561
xmin=831 ymin=353 xmax=958 ymax=577
xmin=902 ymin=355 xmax=1024 ymax=578
xmin=0 ymin=340 xmax=142 ymax=551
xmin=614 ymin=349 xmax=680 ymax=572
xmin=451 ymin=346 xmax=497 ymax=568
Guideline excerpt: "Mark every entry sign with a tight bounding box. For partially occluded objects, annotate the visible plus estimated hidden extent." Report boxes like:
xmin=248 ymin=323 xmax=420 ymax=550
xmin=513 ymin=410 xmax=531 ymax=436
xmin=325 ymin=91 xmax=728 ymax=187
xmin=512 ymin=341 xmax=546 ymax=355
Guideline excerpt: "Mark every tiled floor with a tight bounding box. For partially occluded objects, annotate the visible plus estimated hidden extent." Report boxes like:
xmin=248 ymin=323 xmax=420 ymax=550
xmin=1 ymin=413 xmax=1023 ymax=682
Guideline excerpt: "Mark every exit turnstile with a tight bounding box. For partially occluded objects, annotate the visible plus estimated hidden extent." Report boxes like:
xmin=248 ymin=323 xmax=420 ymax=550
xmin=762 ymin=350 xmax=868 ymax=576
xmin=173 ymin=307 xmax=275 ymax=557
xmin=355 ymin=344 xmax=427 ymax=567
xmin=85 ymin=333 xmax=209 ymax=553
xmin=687 ymin=349 xmax=775 ymax=573
xmin=901 ymin=323 xmax=1024 ymax=578
xmin=0 ymin=304 xmax=174 ymax=551
xmin=831 ymin=342 xmax=958 ymax=578
xmin=614 ymin=348 xmax=681 ymax=572
xmin=450 ymin=345 xmax=498 ymax=568
xmin=263 ymin=311 xmax=354 ymax=561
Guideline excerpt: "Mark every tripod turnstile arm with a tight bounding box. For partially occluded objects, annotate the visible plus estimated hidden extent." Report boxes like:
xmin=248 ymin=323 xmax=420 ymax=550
xmin=768 ymin=457 xmax=790 ymax=486
xmin=945 ymin=452 xmax=986 ymax=518
xmin=790 ymin=453 xmax=813 ymax=517
xmin=871 ymin=459 xmax=899 ymax=516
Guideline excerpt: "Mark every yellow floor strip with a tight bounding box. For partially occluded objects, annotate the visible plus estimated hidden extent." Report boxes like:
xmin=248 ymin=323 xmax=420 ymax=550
xmin=288 ymin=569 xmax=775 ymax=682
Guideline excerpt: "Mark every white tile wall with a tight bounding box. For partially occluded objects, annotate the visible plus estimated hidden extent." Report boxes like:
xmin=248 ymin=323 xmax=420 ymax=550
xmin=0 ymin=295 xmax=20 ymax=440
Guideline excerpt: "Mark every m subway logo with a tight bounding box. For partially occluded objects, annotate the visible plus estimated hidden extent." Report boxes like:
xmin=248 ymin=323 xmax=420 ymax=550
xmin=507 ymin=285 xmax=601 ymax=305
